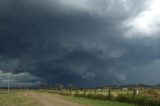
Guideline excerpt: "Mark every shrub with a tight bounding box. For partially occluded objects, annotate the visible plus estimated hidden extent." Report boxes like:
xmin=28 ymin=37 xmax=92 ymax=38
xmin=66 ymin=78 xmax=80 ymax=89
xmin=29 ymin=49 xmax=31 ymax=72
xmin=116 ymin=94 xmax=160 ymax=106
xmin=74 ymin=93 xmax=114 ymax=101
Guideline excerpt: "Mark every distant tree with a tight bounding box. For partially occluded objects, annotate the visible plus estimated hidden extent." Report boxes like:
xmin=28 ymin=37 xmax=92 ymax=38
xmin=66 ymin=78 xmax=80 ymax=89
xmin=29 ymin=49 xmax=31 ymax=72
xmin=68 ymin=84 xmax=74 ymax=95
xmin=40 ymin=82 xmax=48 ymax=89
xmin=59 ymin=84 xmax=64 ymax=91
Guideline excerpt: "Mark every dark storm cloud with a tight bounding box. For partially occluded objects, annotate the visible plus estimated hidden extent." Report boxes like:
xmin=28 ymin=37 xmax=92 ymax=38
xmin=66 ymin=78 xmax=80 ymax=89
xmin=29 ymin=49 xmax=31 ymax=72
xmin=0 ymin=0 xmax=160 ymax=87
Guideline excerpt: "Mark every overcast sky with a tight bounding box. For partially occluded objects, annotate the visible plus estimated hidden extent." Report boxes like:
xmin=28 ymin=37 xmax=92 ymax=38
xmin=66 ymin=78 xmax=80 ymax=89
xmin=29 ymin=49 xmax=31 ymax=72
xmin=0 ymin=0 xmax=160 ymax=87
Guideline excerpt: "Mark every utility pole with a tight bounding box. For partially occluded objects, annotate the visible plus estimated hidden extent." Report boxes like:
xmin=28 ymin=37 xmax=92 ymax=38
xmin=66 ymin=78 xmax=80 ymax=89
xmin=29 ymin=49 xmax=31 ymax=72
xmin=8 ymin=73 xmax=10 ymax=94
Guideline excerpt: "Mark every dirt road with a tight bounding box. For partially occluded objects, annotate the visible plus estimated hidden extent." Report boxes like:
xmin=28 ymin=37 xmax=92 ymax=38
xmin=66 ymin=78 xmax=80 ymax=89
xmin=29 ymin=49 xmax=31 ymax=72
xmin=25 ymin=91 xmax=85 ymax=106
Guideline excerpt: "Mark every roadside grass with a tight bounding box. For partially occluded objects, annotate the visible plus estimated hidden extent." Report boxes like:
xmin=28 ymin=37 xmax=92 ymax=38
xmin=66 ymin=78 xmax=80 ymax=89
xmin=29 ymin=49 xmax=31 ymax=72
xmin=36 ymin=90 xmax=136 ymax=106
xmin=0 ymin=90 xmax=39 ymax=106
xmin=46 ymin=89 xmax=160 ymax=106
xmin=66 ymin=96 xmax=136 ymax=106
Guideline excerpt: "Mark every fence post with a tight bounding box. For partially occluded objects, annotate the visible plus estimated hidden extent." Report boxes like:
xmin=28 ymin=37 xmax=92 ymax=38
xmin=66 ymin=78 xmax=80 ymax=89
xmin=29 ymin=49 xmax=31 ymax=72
xmin=70 ymin=88 xmax=72 ymax=95
xmin=65 ymin=89 xmax=67 ymax=95
xmin=76 ymin=89 xmax=78 ymax=95
xmin=136 ymin=89 xmax=139 ymax=96
xmin=94 ymin=89 xmax=97 ymax=95
xmin=133 ymin=89 xmax=136 ymax=96
xmin=108 ymin=88 xmax=111 ymax=98
xmin=84 ymin=89 xmax=86 ymax=95
xmin=60 ymin=84 xmax=63 ymax=94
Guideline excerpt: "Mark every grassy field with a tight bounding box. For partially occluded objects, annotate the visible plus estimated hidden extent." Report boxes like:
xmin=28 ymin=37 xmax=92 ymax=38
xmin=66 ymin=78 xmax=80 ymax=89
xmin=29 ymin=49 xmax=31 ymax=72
xmin=37 ymin=90 xmax=137 ymax=106
xmin=66 ymin=96 xmax=136 ymax=106
xmin=0 ymin=89 xmax=160 ymax=106
xmin=0 ymin=89 xmax=137 ymax=106
xmin=50 ymin=88 xmax=160 ymax=99
xmin=48 ymin=88 xmax=160 ymax=106
xmin=0 ymin=90 xmax=38 ymax=106
xmin=50 ymin=89 xmax=133 ymax=96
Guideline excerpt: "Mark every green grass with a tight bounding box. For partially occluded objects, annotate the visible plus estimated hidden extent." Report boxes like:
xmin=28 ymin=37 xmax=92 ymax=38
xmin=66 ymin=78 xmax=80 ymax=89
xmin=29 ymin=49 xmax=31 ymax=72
xmin=0 ymin=90 xmax=38 ymax=106
xmin=66 ymin=96 xmax=136 ymax=106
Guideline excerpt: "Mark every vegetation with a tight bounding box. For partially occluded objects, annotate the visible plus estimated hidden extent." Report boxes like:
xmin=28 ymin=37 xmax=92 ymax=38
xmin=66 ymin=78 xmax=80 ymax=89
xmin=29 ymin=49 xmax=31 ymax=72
xmin=0 ymin=90 xmax=38 ymax=106
xmin=47 ymin=88 xmax=160 ymax=106
xmin=0 ymin=88 xmax=160 ymax=106
xmin=67 ymin=96 xmax=136 ymax=106
xmin=117 ymin=94 xmax=160 ymax=106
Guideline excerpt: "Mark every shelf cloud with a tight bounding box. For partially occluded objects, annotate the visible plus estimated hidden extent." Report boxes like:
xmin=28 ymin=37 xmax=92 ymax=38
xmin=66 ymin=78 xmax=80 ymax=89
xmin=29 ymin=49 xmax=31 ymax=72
xmin=0 ymin=0 xmax=160 ymax=87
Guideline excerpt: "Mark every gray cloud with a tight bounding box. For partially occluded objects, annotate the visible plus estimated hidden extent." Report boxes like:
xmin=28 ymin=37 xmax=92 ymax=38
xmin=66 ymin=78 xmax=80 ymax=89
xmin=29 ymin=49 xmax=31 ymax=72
xmin=0 ymin=70 xmax=40 ymax=87
xmin=0 ymin=0 xmax=160 ymax=87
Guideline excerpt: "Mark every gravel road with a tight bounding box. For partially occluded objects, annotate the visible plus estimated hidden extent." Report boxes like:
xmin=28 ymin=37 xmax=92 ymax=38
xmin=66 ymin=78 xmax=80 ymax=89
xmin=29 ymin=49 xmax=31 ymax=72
xmin=26 ymin=92 xmax=85 ymax=106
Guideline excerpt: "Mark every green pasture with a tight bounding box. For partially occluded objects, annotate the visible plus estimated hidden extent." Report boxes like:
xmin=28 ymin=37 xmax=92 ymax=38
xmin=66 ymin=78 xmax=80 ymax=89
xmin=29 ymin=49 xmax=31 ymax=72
xmin=67 ymin=96 xmax=136 ymax=106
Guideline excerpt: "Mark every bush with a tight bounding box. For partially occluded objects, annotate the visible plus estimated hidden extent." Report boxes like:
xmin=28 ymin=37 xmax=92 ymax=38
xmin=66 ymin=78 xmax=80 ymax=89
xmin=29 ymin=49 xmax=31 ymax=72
xmin=51 ymin=90 xmax=160 ymax=106
xmin=116 ymin=94 xmax=160 ymax=106
xmin=74 ymin=93 xmax=114 ymax=101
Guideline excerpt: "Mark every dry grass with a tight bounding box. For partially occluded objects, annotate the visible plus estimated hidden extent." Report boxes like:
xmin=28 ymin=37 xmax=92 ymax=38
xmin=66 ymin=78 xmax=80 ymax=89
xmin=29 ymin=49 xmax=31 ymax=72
xmin=0 ymin=90 xmax=39 ymax=106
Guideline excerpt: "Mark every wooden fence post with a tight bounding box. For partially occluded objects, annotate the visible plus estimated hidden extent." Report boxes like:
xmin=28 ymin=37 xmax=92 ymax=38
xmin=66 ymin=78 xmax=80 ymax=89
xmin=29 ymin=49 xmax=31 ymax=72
xmin=108 ymin=88 xmax=111 ymax=97
xmin=76 ymin=89 xmax=78 ymax=95
xmin=65 ymin=89 xmax=67 ymax=95
xmin=70 ymin=88 xmax=72 ymax=95
xmin=84 ymin=89 xmax=86 ymax=95
xmin=95 ymin=89 xmax=97 ymax=95
xmin=133 ymin=89 xmax=136 ymax=96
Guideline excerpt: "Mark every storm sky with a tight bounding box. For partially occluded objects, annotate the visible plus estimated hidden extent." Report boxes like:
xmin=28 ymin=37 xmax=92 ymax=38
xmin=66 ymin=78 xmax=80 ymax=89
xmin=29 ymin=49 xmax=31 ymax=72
xmin=0 ymin=0 xmax=160 ymax=87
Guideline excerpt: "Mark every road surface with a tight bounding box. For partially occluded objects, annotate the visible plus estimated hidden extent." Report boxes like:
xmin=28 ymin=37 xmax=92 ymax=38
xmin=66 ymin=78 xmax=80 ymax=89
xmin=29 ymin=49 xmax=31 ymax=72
xmin=25 ymin=92 xmax=85 ymax=106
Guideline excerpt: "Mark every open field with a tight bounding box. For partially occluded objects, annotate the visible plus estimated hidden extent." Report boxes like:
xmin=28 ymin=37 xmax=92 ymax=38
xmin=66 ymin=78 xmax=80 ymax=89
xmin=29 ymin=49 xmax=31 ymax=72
xmin=48 ymin=88 xmax=160 ymax=98
xmin=66 ymin=96 xmax=135 ymax=106
xmin=0 ymin=90 xmax=84 ymax=106
xmin=46 ymin=88 xmax=160 ymax=106
xmin=1 ymin=89 xmax=160 ymax=106
xmin=0 ymin=90 xmax=38 ymax=106
xmin=0 ymin=89 xmax=137 ymax=106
